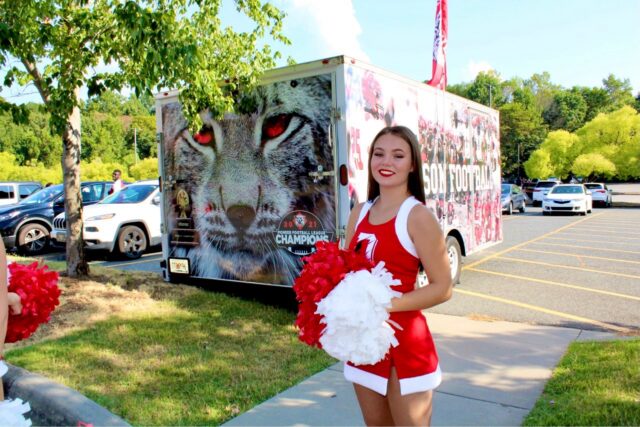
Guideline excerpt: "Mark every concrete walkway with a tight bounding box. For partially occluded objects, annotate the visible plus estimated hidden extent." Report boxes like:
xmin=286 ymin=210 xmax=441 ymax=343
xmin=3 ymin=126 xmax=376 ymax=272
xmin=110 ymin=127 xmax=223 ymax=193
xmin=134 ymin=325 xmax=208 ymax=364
xmin=224 ymin=314 xmax=617 ymax=426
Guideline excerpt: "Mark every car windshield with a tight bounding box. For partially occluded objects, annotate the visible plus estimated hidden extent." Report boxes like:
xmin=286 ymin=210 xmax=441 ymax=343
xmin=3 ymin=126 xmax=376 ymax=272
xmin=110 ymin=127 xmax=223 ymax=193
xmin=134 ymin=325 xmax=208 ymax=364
xmin=584 ymin=184 xmax=602 ymax=189
xmin=19 ymin=184 xmax=62 ymax=204
xmin=551 ymin=186 xmax=583 ymax=194
xmin=100 ymin=184 xmax=157 ymax=204
xmin=536 ymin=182 xmax=558 ymax=188
xmin=501 ymin=184 xmax=511 ymax=194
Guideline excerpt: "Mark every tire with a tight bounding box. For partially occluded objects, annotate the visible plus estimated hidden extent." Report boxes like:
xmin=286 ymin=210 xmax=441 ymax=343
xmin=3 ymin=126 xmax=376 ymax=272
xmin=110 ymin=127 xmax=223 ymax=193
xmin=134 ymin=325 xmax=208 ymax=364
xmin=606 ymin=198 xmax=612 ymax=208
xmin=542 ymin=211 xmax=549 ymax=216
xmin=518 ymin=202 xmax=526 ymax=213
xmin=446 ymin=236 xmax=462 ymax=285
xmin=117 ymin=225 xmax=147 ymax=259
xmin=506 ymin=202 xmax=513 ymax=215
xmin=17 ymin=223 xmax=50 ymax=255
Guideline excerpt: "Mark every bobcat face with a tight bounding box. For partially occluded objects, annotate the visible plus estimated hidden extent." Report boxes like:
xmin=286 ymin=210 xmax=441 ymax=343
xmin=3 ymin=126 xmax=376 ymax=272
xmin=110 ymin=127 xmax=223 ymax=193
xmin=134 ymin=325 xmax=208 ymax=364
xmin=166 ymin=75 xmax=335 ymax=285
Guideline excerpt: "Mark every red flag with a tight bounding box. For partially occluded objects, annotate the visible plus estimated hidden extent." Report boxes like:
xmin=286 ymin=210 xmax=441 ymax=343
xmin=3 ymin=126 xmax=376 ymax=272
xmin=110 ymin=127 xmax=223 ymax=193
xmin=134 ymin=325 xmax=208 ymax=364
xmin=427 ymin=0 xmax=448 ymax=90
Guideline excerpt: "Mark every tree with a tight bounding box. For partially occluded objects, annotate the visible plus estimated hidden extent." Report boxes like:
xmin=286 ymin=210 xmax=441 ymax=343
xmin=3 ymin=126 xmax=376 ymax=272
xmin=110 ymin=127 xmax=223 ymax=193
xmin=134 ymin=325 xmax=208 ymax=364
xmin=602 ymin=74 xmax=635 ymax=111
xmin=523 ymin=149 xmax=554 ymax=180
xmin=466 ymin=71 xmax=504 ymax=108
xmin=499 ymin=102 xmax=547 ymax=178
xmin=0 ymin=0 xmax=288 ymax=277
xmin=524 ymin=72 xmax=560 ymax=113
xmin=571 ymin=153 xmax=616 ymax=181
xmin=537 ymin=130 xmax=580 ymax=179
xmin=543 ymin=89 xmax=588 ymax=132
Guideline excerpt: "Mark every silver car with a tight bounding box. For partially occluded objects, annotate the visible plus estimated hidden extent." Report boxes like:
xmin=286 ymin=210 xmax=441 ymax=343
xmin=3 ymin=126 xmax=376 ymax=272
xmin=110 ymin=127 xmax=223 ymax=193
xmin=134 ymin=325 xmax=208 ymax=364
xmin=501 ymin=183 xmax=527 ymax=214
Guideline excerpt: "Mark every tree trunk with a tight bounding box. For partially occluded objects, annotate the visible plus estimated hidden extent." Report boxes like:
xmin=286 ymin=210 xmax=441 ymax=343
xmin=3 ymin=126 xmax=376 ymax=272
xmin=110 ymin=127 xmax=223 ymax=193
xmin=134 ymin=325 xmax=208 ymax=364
xmin=63 ymin=87 xmax=89 ymax=277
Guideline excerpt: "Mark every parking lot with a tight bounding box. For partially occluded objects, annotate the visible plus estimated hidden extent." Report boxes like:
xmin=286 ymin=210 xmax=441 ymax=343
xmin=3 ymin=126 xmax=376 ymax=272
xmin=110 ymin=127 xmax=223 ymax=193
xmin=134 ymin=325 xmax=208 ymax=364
xmin=434 ymin=205 xmax=640 ymax=334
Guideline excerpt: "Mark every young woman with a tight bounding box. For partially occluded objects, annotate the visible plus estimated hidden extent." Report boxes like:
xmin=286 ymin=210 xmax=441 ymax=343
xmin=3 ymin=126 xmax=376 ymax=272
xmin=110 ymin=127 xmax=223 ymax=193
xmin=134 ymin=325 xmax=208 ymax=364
xmin=344 ymin=126 xmax=453 ymax=426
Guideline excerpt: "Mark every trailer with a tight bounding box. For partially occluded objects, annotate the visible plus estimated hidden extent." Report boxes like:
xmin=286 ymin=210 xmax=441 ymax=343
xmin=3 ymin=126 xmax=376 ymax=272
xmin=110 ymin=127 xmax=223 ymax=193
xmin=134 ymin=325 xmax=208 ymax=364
xmin=155 ymin=55 xmax=502 ymax=287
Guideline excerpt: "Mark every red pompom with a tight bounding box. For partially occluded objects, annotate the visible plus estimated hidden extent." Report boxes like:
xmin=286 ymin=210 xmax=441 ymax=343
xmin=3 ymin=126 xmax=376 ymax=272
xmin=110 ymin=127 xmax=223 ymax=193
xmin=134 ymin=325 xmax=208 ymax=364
xmin=292 ymin=241 xmax=372 ymax=348
xmin=6 ymin=262 xmax=61 ymax=343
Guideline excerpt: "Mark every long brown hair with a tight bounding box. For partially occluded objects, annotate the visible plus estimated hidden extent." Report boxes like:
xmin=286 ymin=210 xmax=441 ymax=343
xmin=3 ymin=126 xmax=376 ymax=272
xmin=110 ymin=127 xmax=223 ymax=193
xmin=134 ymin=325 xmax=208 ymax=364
xmin=366 ymin=126 xmax=426 ymax=203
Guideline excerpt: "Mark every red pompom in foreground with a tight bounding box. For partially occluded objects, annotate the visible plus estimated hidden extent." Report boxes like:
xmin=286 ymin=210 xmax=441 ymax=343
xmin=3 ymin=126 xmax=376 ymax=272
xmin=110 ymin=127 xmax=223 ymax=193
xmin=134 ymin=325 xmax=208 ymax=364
xmin=293 ymin=241 xmax=372 ymax=348
xmin=6 ymin=262 xmax=61 ymax=343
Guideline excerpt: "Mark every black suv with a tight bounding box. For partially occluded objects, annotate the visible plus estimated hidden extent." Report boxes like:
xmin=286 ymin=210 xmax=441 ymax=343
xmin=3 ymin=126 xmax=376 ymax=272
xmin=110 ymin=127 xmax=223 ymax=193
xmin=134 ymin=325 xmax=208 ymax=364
xmin=0 ymin=181 xmax=112 ymax=255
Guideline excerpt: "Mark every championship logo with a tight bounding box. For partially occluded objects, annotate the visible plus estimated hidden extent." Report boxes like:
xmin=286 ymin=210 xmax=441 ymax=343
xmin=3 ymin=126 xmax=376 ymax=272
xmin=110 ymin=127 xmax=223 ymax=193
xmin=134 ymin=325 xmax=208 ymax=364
xmin=275 ymin=210 xmax=333 ymax=256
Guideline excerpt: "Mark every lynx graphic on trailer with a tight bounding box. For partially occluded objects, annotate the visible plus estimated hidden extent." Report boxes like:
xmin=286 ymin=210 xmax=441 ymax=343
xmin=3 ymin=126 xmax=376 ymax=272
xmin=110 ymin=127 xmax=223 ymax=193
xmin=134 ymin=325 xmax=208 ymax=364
xmin=156 ymin=55 xmax=502 ymax=287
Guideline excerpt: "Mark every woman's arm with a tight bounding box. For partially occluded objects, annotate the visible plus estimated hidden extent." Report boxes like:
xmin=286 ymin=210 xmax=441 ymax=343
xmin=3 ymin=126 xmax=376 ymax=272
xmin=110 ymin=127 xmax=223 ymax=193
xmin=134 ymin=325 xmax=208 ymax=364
xmin=343 ymin=202 xmax=364 ymax=249
xmin=388 ymin=205 xmax=453 ymax=312
xmin=0 ymin=239 xmax=8 ymax=400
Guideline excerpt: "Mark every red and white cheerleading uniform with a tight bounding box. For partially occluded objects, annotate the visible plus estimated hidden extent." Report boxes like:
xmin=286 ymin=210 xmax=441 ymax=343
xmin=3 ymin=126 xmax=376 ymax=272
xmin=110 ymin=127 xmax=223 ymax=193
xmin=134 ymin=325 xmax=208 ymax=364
xmin=344 ymin=196 xmax=442 ymax=396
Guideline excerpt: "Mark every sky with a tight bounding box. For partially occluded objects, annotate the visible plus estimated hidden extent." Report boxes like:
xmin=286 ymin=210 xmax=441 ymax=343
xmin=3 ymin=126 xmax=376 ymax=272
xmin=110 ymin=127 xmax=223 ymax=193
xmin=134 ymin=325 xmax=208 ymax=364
xmin=2 ymin=0 xmax=639 ymax=104
xmin=246 ymin=0 xmax=640 ymax=94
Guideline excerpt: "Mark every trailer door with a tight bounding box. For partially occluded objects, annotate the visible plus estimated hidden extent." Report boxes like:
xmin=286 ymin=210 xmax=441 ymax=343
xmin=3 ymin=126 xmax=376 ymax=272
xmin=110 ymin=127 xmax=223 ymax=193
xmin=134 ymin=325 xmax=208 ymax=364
xmin=159 ymin=73 xmax=337 ymax=287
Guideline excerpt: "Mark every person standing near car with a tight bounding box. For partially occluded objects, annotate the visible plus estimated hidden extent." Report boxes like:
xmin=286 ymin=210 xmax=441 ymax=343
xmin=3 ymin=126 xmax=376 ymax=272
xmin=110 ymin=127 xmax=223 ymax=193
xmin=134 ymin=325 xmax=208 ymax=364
xmin=109 ymin=169 xmax=124 ymax=195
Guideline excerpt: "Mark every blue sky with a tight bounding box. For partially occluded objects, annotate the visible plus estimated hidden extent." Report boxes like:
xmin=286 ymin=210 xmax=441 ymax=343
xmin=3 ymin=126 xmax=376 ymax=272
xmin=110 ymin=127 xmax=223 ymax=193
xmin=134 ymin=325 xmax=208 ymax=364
xmin=3 ymin=0 xmax=638 ymax=104
xmin=257 ymin=0 xmax=640 ymax=94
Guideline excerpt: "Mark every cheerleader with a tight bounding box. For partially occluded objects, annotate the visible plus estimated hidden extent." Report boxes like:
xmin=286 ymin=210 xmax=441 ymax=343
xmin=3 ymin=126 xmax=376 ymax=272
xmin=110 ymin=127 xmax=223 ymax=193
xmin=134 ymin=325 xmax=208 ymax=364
xmin=0 ymin=239 xmax=32 ymax=426
xmin=344 ymin=126 xmax=453 ymax=426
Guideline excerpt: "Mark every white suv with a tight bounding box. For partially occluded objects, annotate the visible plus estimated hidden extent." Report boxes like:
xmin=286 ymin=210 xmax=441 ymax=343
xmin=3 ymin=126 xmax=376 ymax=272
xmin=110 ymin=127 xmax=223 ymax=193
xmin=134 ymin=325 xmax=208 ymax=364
xmin=51 ymin=180 xmax=161 ymax=259
xmin=531 ymin=180 xmax=561 ymax=206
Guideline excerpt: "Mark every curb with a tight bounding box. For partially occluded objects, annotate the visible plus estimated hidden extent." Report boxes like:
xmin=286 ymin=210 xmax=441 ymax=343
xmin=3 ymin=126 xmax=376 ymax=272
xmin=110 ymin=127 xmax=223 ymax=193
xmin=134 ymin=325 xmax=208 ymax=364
xmin=3 ymin=363 xmax=130 ymax=426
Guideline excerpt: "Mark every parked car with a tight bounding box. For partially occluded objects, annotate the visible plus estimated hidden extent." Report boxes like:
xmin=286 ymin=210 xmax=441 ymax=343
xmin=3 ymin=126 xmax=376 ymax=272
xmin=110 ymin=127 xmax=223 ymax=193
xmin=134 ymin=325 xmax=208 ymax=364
xmin=531 ymin=180 xmax=561 ymax=206
xmin=0 ymin=181 xmax=43 ymax=206
xmin=542 ymin=184 xmax=593 ymax=216
xmin=51 ymin=180 xmax=161 ymax=259
xmin=0 ymin=181 xmax=112 ymax=255
xmin=584 ymin=183 xmax=613 ymax=207
xmin=501 ymin=183 xmax=527 ymax=214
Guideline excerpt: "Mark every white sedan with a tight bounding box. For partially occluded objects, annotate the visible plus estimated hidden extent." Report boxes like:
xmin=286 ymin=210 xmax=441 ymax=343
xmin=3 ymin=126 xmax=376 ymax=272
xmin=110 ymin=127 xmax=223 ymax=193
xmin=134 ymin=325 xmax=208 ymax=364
xmin=51 ymin=180 xmax=161 ymax=259
xmin=542 ymin=184 xmax=593 ymax=216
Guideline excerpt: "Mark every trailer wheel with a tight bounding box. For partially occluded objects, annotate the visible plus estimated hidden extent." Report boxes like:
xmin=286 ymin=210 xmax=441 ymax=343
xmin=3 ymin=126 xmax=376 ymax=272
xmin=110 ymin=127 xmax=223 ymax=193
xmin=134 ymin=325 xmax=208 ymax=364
xmin=446 ymin=236 xmax=462 ymax=285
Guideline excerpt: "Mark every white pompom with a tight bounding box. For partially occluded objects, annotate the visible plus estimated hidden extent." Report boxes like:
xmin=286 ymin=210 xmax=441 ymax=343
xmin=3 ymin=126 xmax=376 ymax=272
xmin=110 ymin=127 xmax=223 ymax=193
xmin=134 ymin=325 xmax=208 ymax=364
xmin=0 ymin=398 xmax=32 ymax=426
xmin=316 ymin=262 xmax=402 ymax=365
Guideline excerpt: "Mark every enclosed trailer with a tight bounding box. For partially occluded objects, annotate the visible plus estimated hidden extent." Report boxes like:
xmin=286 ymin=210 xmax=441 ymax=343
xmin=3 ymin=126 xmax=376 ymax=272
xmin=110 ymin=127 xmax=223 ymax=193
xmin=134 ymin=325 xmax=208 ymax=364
xmin=155 ymin=55 xmax=502 ymax=287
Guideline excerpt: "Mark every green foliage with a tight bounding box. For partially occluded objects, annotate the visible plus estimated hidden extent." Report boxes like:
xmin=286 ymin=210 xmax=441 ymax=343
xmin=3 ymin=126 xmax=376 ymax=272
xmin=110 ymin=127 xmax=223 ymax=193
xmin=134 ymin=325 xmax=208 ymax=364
xmin=0 ymin=152 xmax=62 ymax=183
xmin=81 ymin=112 xmax=127 ymax=163
xmin=602 ymin=74 xmax=636 ymax=111
xmin=124 ymin=116 xmax=157 ymax=160
xmin=538 ymin=130 xmax=580 ymax=179
xmin=499 ymin=102 xmax=548 ymax=177
xmin=80 ymin=159 xmax=131 ymax=182
xmin=571 ymin=153 xmax=616 ymax=180
xmin=466 ymin=71 xmax=504 ymax=108
xmin=543 ymin=90 xmax=587 ymax=132
xmin=524 ymin=149 xmax=554 ymax=180
xmin=129 ymin=158 xmax=159 ymax=181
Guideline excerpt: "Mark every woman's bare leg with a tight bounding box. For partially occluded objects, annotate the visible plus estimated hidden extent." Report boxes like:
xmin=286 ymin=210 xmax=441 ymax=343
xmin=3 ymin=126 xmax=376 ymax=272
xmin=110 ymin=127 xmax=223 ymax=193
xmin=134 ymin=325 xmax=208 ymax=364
xmin=387 ymin=367 xmax=433 ymax=426
xmin=353 ymin=383 xmax=394 ymax=426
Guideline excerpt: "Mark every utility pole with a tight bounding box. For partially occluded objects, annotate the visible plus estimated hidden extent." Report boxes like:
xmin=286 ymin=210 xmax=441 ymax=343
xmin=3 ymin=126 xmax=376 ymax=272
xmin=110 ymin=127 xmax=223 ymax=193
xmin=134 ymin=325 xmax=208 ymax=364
xmin=134 ymin=127 xmax=138 ymax=164
xmin=488 ymin=84 xmax=493 ymax=108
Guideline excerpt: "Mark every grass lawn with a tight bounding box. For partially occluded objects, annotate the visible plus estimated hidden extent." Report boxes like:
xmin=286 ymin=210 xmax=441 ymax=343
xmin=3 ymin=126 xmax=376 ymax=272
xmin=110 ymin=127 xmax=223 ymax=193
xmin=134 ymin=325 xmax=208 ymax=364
xmin=5 ymin=257 xmax=336 ymax=425
xmin=524 ymin=339 xmax=640 ymax=426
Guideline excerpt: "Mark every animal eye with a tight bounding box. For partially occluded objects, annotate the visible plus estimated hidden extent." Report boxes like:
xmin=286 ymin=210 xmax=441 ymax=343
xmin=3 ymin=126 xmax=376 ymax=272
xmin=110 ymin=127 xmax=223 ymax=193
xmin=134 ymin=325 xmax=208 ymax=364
xmin=194 ymin=125 xmax=214 ymax=145
xmin=262 ymin=114 xmax=292 ymax=141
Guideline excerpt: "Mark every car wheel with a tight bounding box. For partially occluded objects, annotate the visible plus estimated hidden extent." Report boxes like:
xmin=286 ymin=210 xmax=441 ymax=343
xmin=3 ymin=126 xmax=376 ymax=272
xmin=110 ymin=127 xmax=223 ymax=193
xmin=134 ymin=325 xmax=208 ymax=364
xmin=506 ymin=202 xmax=513 ymax=215
xmin=446 ymin=236 xmax=462 ymax=285
xmin=606 ymin=198 xmax=612 ymax=208
xmin=17 ymin=223 xmax=50 ymax=255
xmin=519 ymin=202 xmax=526 ymax=213
xmin=117 ymin=225 xmax=147 ymax=259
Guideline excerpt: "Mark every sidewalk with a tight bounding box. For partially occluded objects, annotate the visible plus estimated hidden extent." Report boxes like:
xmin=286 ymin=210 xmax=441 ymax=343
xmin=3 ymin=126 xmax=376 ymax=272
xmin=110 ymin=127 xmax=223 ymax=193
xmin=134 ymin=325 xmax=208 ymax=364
xmin=224 ymin=314 xmax=616 ymax=426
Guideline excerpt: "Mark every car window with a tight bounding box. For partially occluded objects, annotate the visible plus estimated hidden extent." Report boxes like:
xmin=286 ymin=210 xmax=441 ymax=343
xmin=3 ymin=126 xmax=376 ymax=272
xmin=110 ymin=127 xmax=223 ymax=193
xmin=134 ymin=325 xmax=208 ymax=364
xmin=584 ymin=184 xmax=602 ymax=190
xmin=536 ymin=181 xmax=558 ymax=188
xmin=100 ymin=184 xmax=157 ymax=204
xmin=19 ymin=184 xmax=40 ymax=199
xmin=551 ymin=186 xmax=583 ymax=194
xmin=0 ymin=184 xmax=14 ymax=200
xmin=20 ymin=184 xmax=63 ymax=204
xmin=81 ymin=183 xmax=105 ymax=203
xmin=501 ymin=184 xmax=511 ymax=194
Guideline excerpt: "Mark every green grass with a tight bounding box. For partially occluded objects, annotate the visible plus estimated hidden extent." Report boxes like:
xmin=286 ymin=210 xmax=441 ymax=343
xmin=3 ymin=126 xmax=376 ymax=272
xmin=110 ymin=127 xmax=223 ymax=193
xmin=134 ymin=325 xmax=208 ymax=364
xmin=524 ymin=339 xmax=640 ymax=426
xmin=5 ymin=260 xmax=336 ymax=425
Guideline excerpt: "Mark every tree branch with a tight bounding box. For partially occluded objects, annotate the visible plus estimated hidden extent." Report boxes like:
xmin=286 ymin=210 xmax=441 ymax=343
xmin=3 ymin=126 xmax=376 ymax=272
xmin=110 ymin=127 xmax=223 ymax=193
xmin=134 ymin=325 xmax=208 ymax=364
xmin=19 ymin=57 xmax=51 ymax=104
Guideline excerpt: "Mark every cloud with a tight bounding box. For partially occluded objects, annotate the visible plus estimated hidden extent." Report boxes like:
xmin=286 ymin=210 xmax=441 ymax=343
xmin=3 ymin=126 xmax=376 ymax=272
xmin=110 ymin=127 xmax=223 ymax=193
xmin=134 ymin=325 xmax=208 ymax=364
xmin=466 ymin=60 xmax=494 ymax=80
xmin=282 ymin=0 xmax=369 ymax=61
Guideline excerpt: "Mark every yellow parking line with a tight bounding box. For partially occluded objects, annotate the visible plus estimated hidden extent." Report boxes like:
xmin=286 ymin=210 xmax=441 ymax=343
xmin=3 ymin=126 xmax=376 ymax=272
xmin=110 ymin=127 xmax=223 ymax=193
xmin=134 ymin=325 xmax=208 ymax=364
xmin=463 ymin=213 xmax=604 ymax=270
xmin=466 ymin=266 xmax=640 ymax=301
xmin=574 ymin=226 xmax=640 ymax=235
xmin=453 ymin=288 xmax=634 ymax=334
xmin=545 ymin=236 xmax=640 ymax=246
xmin=516 ymin=248 xmax=640 ymax=265
xmin=528 ymin=241 xmax=640 ymax=255
xmin=496 ymin=256 xmax=640 ymax=279
xmin=554 ymin=232 xmax=640 ymax=241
